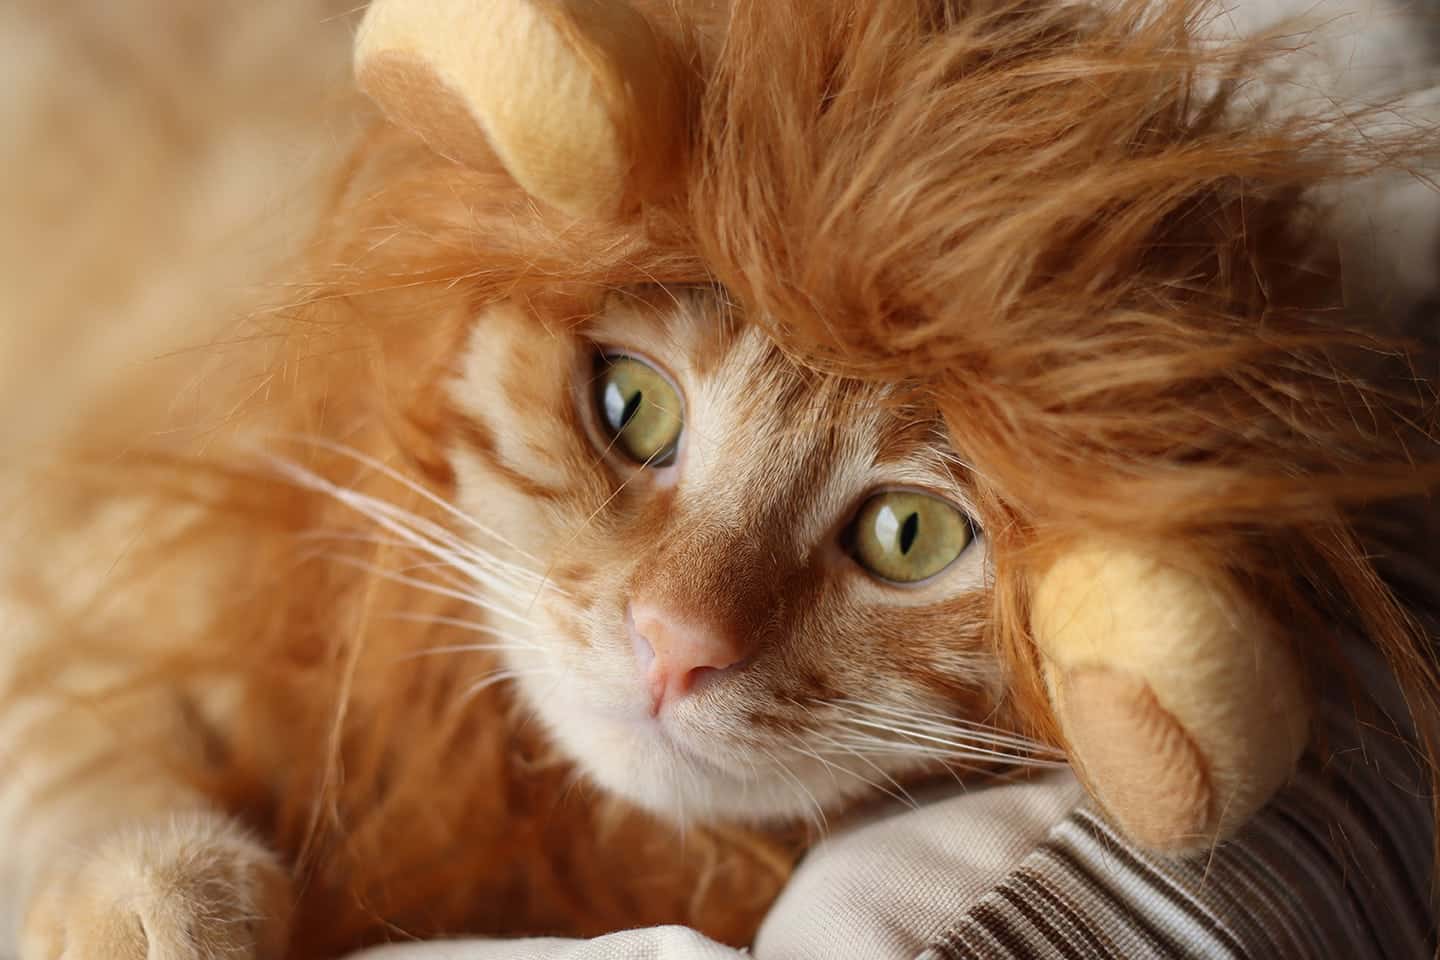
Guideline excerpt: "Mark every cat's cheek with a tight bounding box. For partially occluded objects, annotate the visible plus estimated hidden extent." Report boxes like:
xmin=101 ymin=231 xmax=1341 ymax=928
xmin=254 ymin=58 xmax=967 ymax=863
xmin=449 ymin=455 xmax=553 ymax=549
xmin=446 ymin=302 xmax=606 ymax=538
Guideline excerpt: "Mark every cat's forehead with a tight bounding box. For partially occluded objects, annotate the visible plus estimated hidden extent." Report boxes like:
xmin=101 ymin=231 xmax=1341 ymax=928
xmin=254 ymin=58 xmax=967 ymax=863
xmin=584 ymin=287 xmax=761 ymax=380
xmin=593 ymin=288 xmax=926 ymax=411
xmin=586 ymin=287 xmax=968 ymax=491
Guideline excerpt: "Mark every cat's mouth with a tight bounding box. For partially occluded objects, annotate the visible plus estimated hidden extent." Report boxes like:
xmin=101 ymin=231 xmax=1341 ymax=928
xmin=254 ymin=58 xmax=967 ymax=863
xmin=516 ymin=656 xmax=763 ymax=793
xmin=575 ymin=685 xmax=739 ymax=774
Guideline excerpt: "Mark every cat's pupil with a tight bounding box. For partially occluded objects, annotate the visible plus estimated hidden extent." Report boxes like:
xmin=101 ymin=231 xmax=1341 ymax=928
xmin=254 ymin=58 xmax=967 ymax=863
xmin=899 ymin=512 xmax=920 ymax=555
xmin=620 ymin=390 xmax=643 ymax=428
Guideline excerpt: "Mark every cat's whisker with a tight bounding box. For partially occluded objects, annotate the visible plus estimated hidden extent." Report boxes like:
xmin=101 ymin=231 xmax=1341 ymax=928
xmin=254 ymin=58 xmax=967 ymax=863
xmin=840 ymin=702 xmax=1042 ymax=748
xmin=827 ymin=699 xmax=1065 ymax=758
xmin=400 ymin=634 xmax=545 ymax=660
xmin=457 ymin=666 xmax=558 ymax=706
xmin=818 ymin=741 xmax=998 ymax=777
xmin=827 ymin=697 xmax=1040 ymax=741
xmin=805 ymin=732 xmax=921 ymax=808
xmin=384 ymin=562 xmax=553 ymax=617
xmin=780 ymin=696 xmax=923 ymax=807
xmin=836 ymin=713 xmax=1058 ymax=756
xmin=788 ymin=743 xmax=841 ymax=788
xmin=348 ymin=504 xmax=552 ymax=602
xmin=347 ymin=557 xmax=479 ymax=594
xmin=297 ymin=528 xmax=418 ymax=550
xmin=325 ymin=555 xmax=538 ymax=630
xmin=328 ymin=487 xmax=556 ymax=593
xmin=385 ymin=611 xmax=542 ymax=645
xmin=757 ymin=745 xmax=828 ymax=832
xmin=830 ymin=717 xmax=1063 ymax=765
xmin=822 ymin=733 xmax=993 ymax=763
xmin=268 ymin=453 xmax=561 ymax=598
xmin=842 ymin=747 xmax=1035 ymax=780
xmin=299 ymin=518 xmax=523 ymax=599
xmin=823 ymin=701 xmax=1066 ymax=766
xmin=296 ymin=528 xmax=506 ymax=584
xmin=668 ymin=748 xmax=709 ymax=848
xmin=266 ymin=437 xmax=541 ymax=563
xmin=315 ymin=533 xmax=560 ymax=628
xmin=784 ymin=744 xmax=917 ymax=810
xmin=404 ymin=644 xmax=542 ymax=661
xmin=825 ymin=728 xmax=1070 ymax=769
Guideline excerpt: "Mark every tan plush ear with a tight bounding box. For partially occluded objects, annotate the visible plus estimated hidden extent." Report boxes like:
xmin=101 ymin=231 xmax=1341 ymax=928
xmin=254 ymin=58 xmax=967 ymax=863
xmin=354 ymin=0 xmax=689 ymax=219
xmin=1030 ymin=543 xmax=1311 ymax=853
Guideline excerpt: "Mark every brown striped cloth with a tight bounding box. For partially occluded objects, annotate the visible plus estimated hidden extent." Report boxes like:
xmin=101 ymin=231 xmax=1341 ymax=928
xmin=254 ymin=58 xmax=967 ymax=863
xmin=918 ymin=664 xmax=1436 ymax=960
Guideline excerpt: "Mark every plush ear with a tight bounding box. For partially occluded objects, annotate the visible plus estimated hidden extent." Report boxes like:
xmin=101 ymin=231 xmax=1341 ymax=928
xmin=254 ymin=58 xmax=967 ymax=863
xmin=1030 ymin=542 xmax=1312 ymax=853
xmin=354 ymin=0 xmax=689 ymax=219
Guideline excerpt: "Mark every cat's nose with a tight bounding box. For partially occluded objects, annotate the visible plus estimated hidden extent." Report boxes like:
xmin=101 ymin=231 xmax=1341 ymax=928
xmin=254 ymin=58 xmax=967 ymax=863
xmin=627 ymin=602 xmax=749 ymax=715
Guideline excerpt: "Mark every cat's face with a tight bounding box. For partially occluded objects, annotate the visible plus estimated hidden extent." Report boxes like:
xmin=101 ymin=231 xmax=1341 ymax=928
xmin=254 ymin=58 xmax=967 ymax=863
xmin=446 ymin=288 xmax=1012 ymax=824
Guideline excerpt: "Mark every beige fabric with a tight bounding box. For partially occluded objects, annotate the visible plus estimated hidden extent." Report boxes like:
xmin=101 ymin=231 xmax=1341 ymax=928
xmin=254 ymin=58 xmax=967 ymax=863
xmin=351 ymin=772 xmax=1086 ymax=960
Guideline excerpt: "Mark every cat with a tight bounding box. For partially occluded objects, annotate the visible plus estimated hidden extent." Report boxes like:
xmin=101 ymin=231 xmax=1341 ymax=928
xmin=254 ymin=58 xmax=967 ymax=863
xmin=3 ymin=278 xmax=1049 ymax=957
xmin=3 ymin=0 xmax=1438 ymax=957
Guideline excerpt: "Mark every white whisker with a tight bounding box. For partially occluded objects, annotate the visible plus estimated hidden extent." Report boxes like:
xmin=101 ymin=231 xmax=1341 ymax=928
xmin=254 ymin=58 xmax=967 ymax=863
xmin=826 ymin=725 xmax=1069 ymax=769
xmin=385 ymin=611 xmax=542 ymax=644
xmin=265 ymin=436 xmax=542 ymax=562
xmin=828 ymin=699 xmax=1064 ymax=758
xmin=783 ymin=697 xmax=922 ymax=807
xmin=267 ymin=454 xmax=564 ymax=600
xmin=326 ymin=555 xmax=537 ymax=629
xmin=758 ymin=745 xmax=828 ymax=831
xmin=833 ymin=716 xmax=1059 ymax=765
xmin=786 ymin=743 xmax=917 ymax=809
xmin=807 ymin=732 xmax=921 ymax=807
xmin=457 ymin=666 xmax=557 ymax=706
xmin=332 ymin=487 xmax=551 ymax=592
xmin=402 ymin=642 xmax=543 ymax=660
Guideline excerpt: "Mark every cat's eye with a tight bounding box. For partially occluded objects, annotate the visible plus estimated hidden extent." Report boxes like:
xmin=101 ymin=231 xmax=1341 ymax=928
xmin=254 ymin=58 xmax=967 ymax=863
xmin=593 ymin=354 xmax=684 ymax=466
xmin=850 ymin=491 xmax=973 ymax=583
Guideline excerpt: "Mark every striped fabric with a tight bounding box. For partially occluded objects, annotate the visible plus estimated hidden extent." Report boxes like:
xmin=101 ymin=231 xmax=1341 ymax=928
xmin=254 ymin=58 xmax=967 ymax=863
xmin=919 ymin=679 xmax=1436 ymax=959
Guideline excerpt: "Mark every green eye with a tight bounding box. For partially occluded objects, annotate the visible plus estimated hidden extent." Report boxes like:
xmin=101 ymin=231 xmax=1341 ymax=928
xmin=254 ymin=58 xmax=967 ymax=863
xmin=851 ymin=491 xmax=973 ymax=583
xmin=593 ymin=354 xmax=684 ymax=466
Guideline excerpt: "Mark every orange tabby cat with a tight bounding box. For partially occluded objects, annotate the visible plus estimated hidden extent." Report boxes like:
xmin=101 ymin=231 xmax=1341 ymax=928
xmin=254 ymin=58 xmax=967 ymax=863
xmin=3 ymin=272 xmax=1039 ymax=957
xmin=3 ymin=0 xmax=1437 ymax=958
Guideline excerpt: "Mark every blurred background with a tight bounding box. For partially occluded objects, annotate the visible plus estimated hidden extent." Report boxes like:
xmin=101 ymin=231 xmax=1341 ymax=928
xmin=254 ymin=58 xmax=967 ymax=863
xmin=0 ymin=0 xmax=364 ymax=454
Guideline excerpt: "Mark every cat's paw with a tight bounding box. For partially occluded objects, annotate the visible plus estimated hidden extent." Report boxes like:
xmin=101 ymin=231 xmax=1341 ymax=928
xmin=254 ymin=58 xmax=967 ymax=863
xmin=19 ymin=813 xmax=292 ymax=960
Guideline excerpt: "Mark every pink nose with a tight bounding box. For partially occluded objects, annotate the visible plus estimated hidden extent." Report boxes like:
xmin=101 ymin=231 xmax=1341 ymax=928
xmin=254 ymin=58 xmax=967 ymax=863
xmin=628 ymin=602 xmax=749 ymax=715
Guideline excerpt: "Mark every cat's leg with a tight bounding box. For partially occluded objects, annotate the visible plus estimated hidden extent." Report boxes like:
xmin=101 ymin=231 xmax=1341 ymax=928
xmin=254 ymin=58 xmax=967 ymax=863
xmin=0 ymin=487 xmax=295 ymax=960
xmin=19 ymin=816 xmax=291 ymax=960
xmin=0 ymin=645 xmax=291 ymax=959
